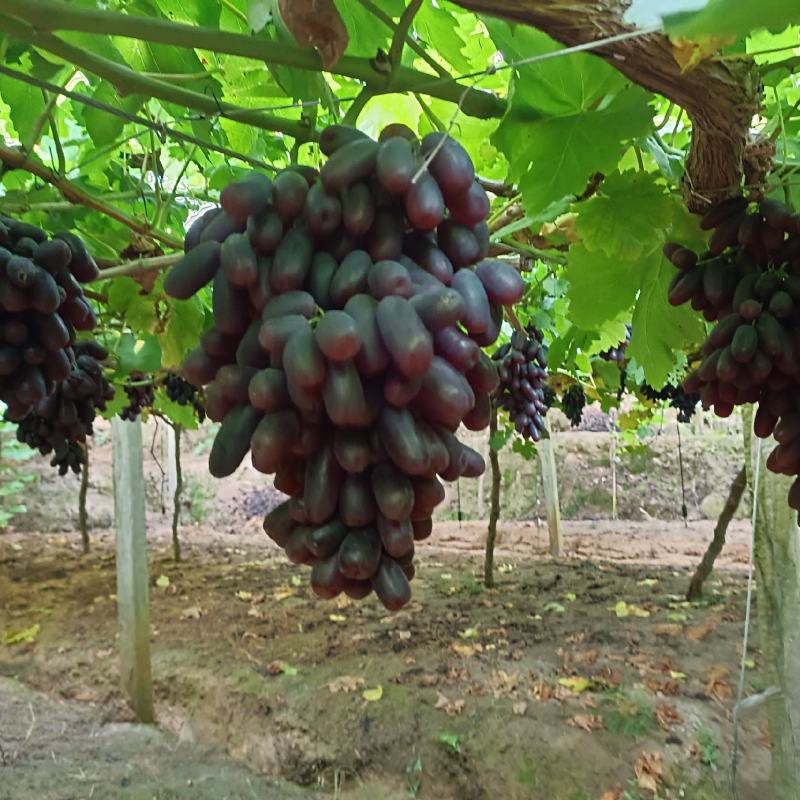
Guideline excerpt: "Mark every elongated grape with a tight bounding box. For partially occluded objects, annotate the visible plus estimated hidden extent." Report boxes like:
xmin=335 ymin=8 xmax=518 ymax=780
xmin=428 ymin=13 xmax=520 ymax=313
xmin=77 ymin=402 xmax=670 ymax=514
xmin=376 ymin=296 xmax=432 ymax=378
xmin=314 ymin=310 xmax=362 ymax=361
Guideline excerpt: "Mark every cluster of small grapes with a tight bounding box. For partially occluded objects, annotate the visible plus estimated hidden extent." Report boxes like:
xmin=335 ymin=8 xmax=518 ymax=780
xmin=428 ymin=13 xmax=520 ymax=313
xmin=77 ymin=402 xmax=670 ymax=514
xmin=0 ymin=216 xmax=99 ymax=422
xmin=666 ymin=196 xmax=800 ymax=517
xmin=14 ymin=340 xmax=114 ymax=475
xmin=640 ymin=384 xmax=701 ymax=423
xmin=492 ymin=328 xmax=549 ymax=441
xmin=163 ymin=372 xmax=206 ymax=422
xmin=164 ymin=123 xmax=523 ymax=610
xmin=560 ymin=384 xmax=586 ymax=428
xmin=119 ymin=373 xmax=155 ymax=421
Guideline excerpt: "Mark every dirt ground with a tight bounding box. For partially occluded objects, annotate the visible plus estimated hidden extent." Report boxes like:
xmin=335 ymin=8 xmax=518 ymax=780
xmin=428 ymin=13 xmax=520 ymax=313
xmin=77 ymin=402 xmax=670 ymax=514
xmin=0 ymin=517 xmax=770 ymax=800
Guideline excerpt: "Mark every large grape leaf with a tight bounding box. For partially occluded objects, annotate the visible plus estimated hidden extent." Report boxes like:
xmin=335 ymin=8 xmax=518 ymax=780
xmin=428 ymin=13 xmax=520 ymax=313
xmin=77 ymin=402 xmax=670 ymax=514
xmin=0 ymin=55 xmax=45 ymax=145
xmin=575 ymin=171 xmax=675 ymax=261
xmin=152 ymin=0 xmax=221 ymax=27
xmin=487 ymin=21 xmax=654 ymax=216
xmin=495 ymin=87 xmax=653 ymax=216
xmin=628 ymin=254 xmax=705 ymax=387
xmin=567 ymin=246 xmax=646 ymax=331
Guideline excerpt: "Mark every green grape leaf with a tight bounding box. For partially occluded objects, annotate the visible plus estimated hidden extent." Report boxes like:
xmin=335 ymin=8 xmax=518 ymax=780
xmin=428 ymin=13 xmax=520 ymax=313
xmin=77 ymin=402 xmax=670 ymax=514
xmin=567 ymin=246 xmax=645 ymax=330
xmin=575 ymin=171 xmax=675 ymax=261
xmin=115 ymin=332 xmax=162 ymax=375
xmin=490 ymin=427 xmax=513 ymax=452
xmin=0 ymin=55 xmax=45 ymax=145
xmin=152 ymin=0 xmax=221 ymax=27
xmin=664 ymin=0 xmax=800 ymax=38
xmin=153 ymin=388 xmax=200 ymax=430
xmin=628 ymin=254 xmax=705 ymax=387
xmin=83 ymin=83 xmax=144 ymax=147
xmin=161 ymin=296 xmax=205 ymax=369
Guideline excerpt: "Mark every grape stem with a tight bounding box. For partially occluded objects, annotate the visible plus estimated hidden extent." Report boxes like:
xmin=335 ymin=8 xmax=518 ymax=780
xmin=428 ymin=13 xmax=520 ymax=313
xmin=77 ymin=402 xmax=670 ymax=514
xmin=0 ymin=142 xmax=183 ymax=250
xmin=388 ymin=0 xmax=424 ymax=70
xmin=94 ymin=253 xmax=184 ymax=281
xmin=504 ymin=305 xmax=526 ymax=335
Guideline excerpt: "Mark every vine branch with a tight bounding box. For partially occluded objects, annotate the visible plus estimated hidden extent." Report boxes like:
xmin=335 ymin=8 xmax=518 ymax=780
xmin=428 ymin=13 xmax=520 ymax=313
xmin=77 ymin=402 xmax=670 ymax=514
xmin=96 ymin=253 xmax=184 ymax=281
xmin=448 ymin=0 xmax=761 ymax=209
xmin=0 ymin=13 xmax=315 ymax=141
xmin=0 ymin=142 xmax=182 ymax=250
xmin=0 ymin=0 xmax=504 ymax=120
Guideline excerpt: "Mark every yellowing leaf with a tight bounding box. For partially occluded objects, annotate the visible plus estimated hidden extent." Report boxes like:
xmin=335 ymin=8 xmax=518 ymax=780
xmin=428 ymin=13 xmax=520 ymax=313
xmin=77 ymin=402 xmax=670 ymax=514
xmin=155 ymin=574 xmax=170 ymax=588
xmin=272 ymin=586 xmax=296 ymax=601
xmin=670 ymin=670 xmax=687 ymax=680
xmin=3 ymin=623 xmax=40 ymax=645
xmin=362 ymin=685 xmax=383 ymax=702
xmin=329 ymin=614 xmax=347 ymax=623
xmin=558 ymin=676 xmax=592 ymax=694
xmin=637 ymin=578 xmax=659 ymax=587
xmin=459 ymin=627 xmax=479 ymax=639
xmin=611 ymin=601 xmax=650 ymax=618
xmin=235 ymin=590 xmax=252 ymax=601
xmin=670 ymin=34 xmax=735 ymax=72
xmin=564 ymin=592 xmax=577 ymax=602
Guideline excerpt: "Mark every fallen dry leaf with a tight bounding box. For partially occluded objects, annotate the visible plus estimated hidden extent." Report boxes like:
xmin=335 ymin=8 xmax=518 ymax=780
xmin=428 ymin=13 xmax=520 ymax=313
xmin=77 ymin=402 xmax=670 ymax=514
xmin=452 ymin=642 xmax=482 ymax=658
xmin=644 ymin=678 xmax=680 ymax=696
xmin=529 ymin=680 xmax=554 ymax=703
xmin=512 ymin=701 xmax=527 ymax=716
xmin=634 ymin=751 xmax=663 ymax=795
xmin=558 ymin=676 xmax=592 ymax=694
xmin=573 ymin=648 xmax=598 ymax=666
xmin=600 ymin=789 xmax=622 ymax=800
xmin=488 ymin=670 xmax=519 ymax=699
xmin=278 ymin=0 xmax=348 ymax=68
xmin=435 ymin=692 xmax=465 ymax=716
xmin=180 ymin=605 xmax=202 ymax=620
xmin=362 ymin=685 xmax=383 ymax=702
xmin=704 ymin=665 xmax=733 ymax=701
xmin=418 ymin=673 xmax=440 ymax=688
xmin=568 ymin=713 xmax=604 ymax=732
xmin=272 ymin=586 xmax=296 ymax=601
xmin=655 ymin=623 xmax=683 ymax=638
xmin=327 ymin=675 xmax=365 ymax=694
xmin=686 ymin=617 xmax=719 ymax=642
xmin=656 ymin=701 xmax=683 ymax=729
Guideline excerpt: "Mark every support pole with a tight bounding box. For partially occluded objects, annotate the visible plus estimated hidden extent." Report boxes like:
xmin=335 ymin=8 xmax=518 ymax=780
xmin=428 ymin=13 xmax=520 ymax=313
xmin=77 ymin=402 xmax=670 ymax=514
xmin=112 ymin=417 xmax=154 ymax=724
xmin=538 ymin=419 xmax=563 ymax=557
xmin=747 ymin=431 xmax=800 ymax=798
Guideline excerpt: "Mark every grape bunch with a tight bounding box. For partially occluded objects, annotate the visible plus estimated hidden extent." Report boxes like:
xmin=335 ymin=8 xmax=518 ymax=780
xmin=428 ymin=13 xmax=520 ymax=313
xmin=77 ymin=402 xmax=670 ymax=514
xmin=640 ymin=384 xmax=700 ymax=423
xmin=0 ymin=215 xmax=100 ymax=422
xmin=164 ymin=123 xmax=523 ymax=610
xmin=666 ymin=196 xmax=800 ymax=517
xmin=600 ymin=324 xmax=631 ymax=363
xmin=492 ymin=328 xmax=549 ymax=441
xmin=163 ymin=372 xmax=206 ymax=422
xmin=119 ymin=373 xmax=155 ymax=421
xmin=14 ymin=340 xmax=114 ymax=475
xmin=560 ymin=384 xmax=586 ymax=428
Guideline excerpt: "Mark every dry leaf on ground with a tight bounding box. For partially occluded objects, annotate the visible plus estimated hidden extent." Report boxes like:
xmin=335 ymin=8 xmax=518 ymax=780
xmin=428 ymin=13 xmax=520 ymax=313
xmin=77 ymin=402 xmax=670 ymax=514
xmin=512 ymin=701 xmax=527 ymax=716
xmin=634 ymin=751 xmax=663 ymax=795
xmin=327 ymin=675 xmax=365 ymax=694
xmin=435 ymin=692 xmax=465 ymax=716
xmin=568 ymin=713 xmax=604 ymax=732
xmin=704 ymin=665 xmax=733 ymax=701
xmin=686 ymin=617 xmax=719 ymax=641
xmin=656 ymin=701 xmax=683 ymax=729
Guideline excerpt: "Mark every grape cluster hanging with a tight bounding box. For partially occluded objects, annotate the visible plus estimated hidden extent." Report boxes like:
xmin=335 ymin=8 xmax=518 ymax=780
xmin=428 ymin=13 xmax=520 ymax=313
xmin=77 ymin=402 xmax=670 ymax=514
xmin=666 ymin=197 xmax=800 ymax=517
xmin=164 ymin=124 xmax=523 ymax=609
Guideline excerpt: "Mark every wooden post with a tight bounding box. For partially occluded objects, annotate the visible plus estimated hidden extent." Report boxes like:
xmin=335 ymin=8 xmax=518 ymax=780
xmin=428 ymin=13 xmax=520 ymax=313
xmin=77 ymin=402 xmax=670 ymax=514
xmin=538 ymin=419 xmax=562 ymax=557
xmin=746 ymin=429 xmax=800 ymax=798
xmin=112 ymin=417 xmax=154 ymax=724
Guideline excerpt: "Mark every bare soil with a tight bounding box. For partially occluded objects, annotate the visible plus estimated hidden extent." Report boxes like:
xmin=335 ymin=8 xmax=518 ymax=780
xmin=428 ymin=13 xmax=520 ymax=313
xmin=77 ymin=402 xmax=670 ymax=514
xmin=1 ymin=518 xmax=770 ymax=800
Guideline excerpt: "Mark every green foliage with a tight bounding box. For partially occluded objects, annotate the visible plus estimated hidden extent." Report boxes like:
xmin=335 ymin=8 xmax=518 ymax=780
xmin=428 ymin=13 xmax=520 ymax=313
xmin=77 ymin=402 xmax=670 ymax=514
xmin=663 ymin=0 xmax=800 ymax=38
xmin=0 ymin=0 xmax=796 ymax=430
xmin=0 ymin=420 xmax=36 ymax=528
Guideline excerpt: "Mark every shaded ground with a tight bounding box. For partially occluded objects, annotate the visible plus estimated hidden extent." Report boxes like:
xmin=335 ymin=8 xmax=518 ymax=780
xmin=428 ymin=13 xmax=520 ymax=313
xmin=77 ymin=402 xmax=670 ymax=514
xmin=0 ymin=676 xmax=314 ymax=800
xmin=1 ymin=520 xmax=770 ymax=800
